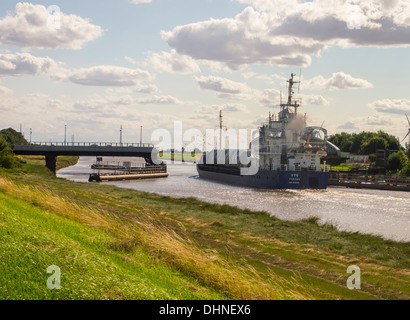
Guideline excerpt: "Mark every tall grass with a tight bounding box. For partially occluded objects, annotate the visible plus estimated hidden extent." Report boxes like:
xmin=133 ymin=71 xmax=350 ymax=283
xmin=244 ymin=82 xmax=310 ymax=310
xmin=0 ymin=176 xmax=317 ymax=300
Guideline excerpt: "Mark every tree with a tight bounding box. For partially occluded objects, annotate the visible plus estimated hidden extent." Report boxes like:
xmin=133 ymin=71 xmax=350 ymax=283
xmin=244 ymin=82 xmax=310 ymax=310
xmin=387 ymin=150 xmax=407 ymax=172
xmin=359 ymin=136 xmax=388 ymax=155
xmin=0 ymin=128 xmax=28 ymax=147
xmin=400 ymin=162 xmax=410 ymax=176
xmin=328 ymin=131 xmax=401 ymax=155
xmin=0 ymin=136 xmax=20 ymax=169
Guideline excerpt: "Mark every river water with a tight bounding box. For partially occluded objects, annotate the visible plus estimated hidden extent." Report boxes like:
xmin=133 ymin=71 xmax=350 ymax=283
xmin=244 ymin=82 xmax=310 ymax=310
xmin=57 ymin=156 xmax=410 ymax=242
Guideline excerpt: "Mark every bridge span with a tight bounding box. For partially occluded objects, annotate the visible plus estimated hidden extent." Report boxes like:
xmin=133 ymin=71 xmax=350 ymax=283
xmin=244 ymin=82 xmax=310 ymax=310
xmin=13 ymin=142 xmax=158 ymax=174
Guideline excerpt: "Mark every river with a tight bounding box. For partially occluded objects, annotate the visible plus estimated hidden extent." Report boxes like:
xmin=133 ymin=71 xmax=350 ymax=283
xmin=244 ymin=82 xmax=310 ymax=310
xmin=57 ymin=156 xmax=410 ymax=242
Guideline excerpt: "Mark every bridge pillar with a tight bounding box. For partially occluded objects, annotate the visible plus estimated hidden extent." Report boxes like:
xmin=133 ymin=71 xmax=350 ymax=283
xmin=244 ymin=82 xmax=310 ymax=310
xmin=45 ymin=154 xmax=57 ymax=175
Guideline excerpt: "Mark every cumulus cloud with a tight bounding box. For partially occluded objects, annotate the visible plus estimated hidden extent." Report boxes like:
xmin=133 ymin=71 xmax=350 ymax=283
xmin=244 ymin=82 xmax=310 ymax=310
xmin=162 ymin=7 xmax=321 ymax=69
xmin=135 ymin=84 xmax=159 ymax=94
xmin=131 ymin=0 xmax=152 ymax=4
xmin=369 ymin=98 xmax=410 ymax=115
xmin=0 ymin=52 xmax=60 ymax=78
xmin=135 ymin=95 xmax=183 ymax=105
xmin=337 ymin=121 xmax=358 ymax=130
xmin=69 ymin=66 xmax=152 ymax=87
xmin=198 ymin=103 xmax=247 ymax=114
xmin=0 ymin=2 xmax=102 ymax=49
xmin=195 ymin=76 xmax=251 ymax=100
xmin=337 ymin=114 xmax=395 ymax=131
xmin=304 ymin=72 xmax=373 ymax=90
xmin=162 ymin=1 xmax=410 ymax=69
xmin=260 ymin=89 xmax=281 ymax=107
xmin=302 ymin=94 xmax=330 ymax=106
xmin=0 ymin=86 xmax=14 ymax=96
xmin=147 ymin=50 xmax=201 ymax=74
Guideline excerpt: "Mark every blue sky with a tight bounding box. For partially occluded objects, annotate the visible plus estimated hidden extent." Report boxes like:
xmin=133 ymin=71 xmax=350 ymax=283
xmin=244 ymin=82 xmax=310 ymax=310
xmin=1 ymin=0 xmax=410 ymax=145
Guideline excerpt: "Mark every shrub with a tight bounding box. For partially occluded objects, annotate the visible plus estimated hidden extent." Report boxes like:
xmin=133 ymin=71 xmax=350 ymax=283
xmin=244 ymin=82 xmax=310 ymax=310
xmin=400 ymin=162 xmax=410 ymax=176
xmin=387 ymin=150 xmax=407 ymax=172
xmin=0 ymin=137 xmax=20 ymax=169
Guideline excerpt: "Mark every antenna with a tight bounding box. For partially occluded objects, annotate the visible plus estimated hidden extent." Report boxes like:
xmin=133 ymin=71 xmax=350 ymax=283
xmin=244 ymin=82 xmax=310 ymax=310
xmin=120 ymin=125 xmax=123 ymax=146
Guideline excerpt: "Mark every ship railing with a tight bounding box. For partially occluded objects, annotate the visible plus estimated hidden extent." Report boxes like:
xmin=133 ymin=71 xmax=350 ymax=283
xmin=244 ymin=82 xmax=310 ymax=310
xmin=93 ymin=161 xmax=146 ymax=168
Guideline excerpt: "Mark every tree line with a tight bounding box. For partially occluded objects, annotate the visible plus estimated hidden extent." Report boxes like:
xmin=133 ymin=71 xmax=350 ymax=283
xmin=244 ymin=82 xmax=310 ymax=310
xmin=328 ymin=131 xmax=410 ymax=175
xmin=0 ymin=128 xmax=27 ymax=169
xmin=328 ymin=131 xmax=402 ymax=155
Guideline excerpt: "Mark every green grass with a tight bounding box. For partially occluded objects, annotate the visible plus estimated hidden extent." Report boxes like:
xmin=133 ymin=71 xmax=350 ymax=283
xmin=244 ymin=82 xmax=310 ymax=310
xmin=0 ymin=192 xmax=223 ymax=300
xmin=330 ymin=163 xmax=369 ymax=172
xmin=159 ymin=152 xmax=197 ymax=163
xmin=0 ymin=159 xmax=409 ymax=300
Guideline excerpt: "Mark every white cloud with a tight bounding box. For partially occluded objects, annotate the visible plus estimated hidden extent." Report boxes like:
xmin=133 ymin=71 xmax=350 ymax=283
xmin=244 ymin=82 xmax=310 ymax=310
xmin=304 ymin=72 xmax=373 ymax=90
xmin=198 ymin=103 xmax=247 ymax=114
xmin=135 ymin=84 xmax=159 ymax=94
xmin=69 ymin=66 xmax=152 ymax=87
xmin=0 ymin=86 xmax=13 ymax=96
xmin=302 ymin=94 xmax=330 ymax=106
xmin=162 ymin=1 xmax=410 ymax=69
xmin=0 ymin=52 xmax=58 ymax=78
xmin=337 ymin=121 xmax=358 ymax=130
xmin=135 ymin=95 xmax=183 ymax=105
xmin=0 ymin=3 xmax=102 ymax=50
xmin=125 ymin=56 xmax=139 ymax=66
xmin=195 ymin=75 xmax=251 ymax=100
xmin=131 ymin=0 xmax=152 ymax=4
xmin=337 ymin=114 xmax=395 ymax=131
xmin=162 ymin=7 xmax=321 ymax=69
xmin=259 ymin=89 xmax=281 ymax=107
xmin=369 ymin=98 xmax=410 ymax=115
xmin=147 ymin=50 xmax=201 ymax=74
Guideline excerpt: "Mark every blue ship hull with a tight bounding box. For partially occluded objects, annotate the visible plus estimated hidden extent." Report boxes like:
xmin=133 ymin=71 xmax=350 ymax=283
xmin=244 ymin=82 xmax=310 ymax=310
xmin=197 ymin=165 xmax=329 ymax=189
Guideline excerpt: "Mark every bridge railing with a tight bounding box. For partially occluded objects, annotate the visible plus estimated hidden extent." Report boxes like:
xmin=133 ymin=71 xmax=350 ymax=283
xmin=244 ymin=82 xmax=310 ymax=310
xmin=28 ymin=142 xmax=154 ymax=148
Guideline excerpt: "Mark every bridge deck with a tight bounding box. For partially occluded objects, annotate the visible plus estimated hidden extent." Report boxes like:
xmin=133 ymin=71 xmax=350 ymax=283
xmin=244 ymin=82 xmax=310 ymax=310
xmin=13 ymin=142 xmax=159 ymax=173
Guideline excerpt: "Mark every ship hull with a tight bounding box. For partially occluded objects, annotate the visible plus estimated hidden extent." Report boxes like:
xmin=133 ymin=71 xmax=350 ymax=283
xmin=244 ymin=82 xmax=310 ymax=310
xmin=197 ymin=165 xmax=329 ymax=189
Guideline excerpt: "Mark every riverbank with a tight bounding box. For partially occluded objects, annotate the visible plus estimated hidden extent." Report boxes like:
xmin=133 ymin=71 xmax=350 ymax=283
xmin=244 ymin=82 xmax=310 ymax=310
xmin=0 ymin=159 xmax=409 ymax=299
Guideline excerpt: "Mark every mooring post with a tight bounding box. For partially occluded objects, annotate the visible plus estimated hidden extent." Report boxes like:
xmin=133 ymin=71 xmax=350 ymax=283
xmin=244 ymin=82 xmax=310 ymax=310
xmin=45 ymin=154 xmax=57 ymax=175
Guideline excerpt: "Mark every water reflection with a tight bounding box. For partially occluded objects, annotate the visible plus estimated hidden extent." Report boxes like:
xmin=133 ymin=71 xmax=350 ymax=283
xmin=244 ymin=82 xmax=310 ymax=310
xmin=57 ymin=157 xmax=410 ymax=241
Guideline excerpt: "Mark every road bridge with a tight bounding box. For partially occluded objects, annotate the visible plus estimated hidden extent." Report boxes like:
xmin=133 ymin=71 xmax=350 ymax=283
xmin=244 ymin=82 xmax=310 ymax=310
xmin=13 ymin=142 xmax=158 ymax=174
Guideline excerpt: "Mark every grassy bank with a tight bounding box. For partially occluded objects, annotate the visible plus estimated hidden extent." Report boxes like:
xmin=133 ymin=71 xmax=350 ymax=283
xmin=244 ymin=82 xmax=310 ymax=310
xmin=159 ymin=152 xmax=197 ymax=163
xmin=19 ymin=155 xmax=80 ymax=171
xmin=0 ymin=159 xmax=409 ymax=300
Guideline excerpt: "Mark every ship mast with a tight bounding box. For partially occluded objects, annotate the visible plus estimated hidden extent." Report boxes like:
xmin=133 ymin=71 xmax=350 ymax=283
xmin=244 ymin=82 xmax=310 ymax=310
xmin=283 ymin=73 xmax=300 ymax=115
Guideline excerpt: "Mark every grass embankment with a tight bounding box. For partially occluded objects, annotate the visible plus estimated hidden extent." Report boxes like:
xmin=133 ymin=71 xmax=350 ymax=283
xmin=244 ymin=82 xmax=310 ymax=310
xmin=0 ymin=157 xmax=409 ymax=300
xmin=159 ymin=152 xmax=197 ymax=163
xmin=330 ymin=163 xmax=369 ymax=172
xmin=19 ymin=156 xmax=80 ymax=171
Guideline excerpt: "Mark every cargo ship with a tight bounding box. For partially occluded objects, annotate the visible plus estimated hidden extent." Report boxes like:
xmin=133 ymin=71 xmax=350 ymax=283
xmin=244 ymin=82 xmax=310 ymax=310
xmin=197 ymin=73 xmax=330 ymax=189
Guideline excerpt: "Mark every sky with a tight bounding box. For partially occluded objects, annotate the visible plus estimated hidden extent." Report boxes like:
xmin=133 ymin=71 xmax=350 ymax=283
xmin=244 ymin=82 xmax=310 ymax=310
xmin=1 ymin=0 xmax=410 ymax=146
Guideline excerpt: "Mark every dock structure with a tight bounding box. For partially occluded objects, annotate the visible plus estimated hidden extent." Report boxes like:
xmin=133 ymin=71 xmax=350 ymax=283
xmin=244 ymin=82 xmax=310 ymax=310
xmin=13 ymin=142 xmax=158 ymax=174
xmin=328 ymin=172 xmax=410 ymax=191
xmin=89 ymin=162 xmax=168 ymax=182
